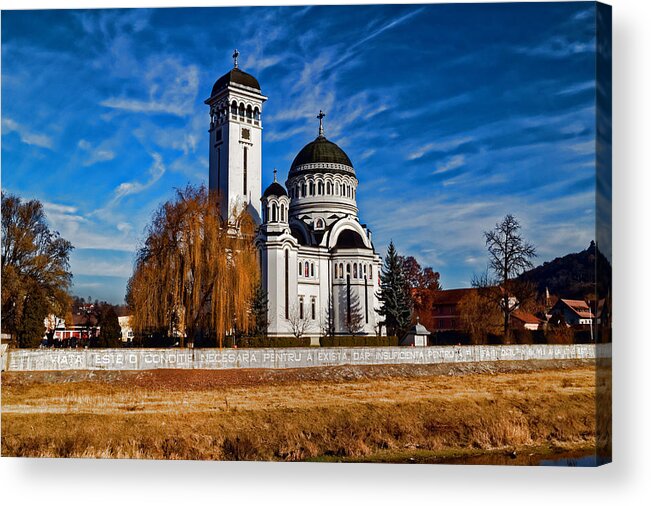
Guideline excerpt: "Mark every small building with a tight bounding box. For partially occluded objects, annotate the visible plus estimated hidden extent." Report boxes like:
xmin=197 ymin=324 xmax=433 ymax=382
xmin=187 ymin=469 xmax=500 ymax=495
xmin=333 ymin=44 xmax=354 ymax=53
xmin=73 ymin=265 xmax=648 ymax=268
xmin=118 ymin=315 xmax=134 ymax=343
xmin=510 ymin=309 xmax=544 ymax=331
xmin=550 ymin=299 xmax=595 ymax=326
xmin=400 ymin=318 xmax=431 ymax=347
xmin=430 ymin=288 xmax=476 ymax=331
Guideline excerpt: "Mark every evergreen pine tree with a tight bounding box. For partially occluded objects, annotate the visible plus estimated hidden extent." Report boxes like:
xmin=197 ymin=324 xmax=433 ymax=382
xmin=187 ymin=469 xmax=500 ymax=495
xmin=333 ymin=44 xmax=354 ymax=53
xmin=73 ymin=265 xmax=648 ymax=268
xmin=377 ymin=241 xmax=412 ymax=337
xmin=16 ymin=286 xmax=49 ymax=348
xmin=97 ymin=305 xmax=122 ymax=348
xmin=250 ymin=284 xmax=269 ymax=337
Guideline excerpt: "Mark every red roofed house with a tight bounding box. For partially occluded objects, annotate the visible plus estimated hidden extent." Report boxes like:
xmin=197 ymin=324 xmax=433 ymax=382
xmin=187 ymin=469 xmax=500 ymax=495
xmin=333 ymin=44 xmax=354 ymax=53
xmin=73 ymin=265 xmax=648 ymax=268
xmin=510 ymin=309 xmax=544 ymax=331
xmin=550 ymin=299 xmax=595 ymax=326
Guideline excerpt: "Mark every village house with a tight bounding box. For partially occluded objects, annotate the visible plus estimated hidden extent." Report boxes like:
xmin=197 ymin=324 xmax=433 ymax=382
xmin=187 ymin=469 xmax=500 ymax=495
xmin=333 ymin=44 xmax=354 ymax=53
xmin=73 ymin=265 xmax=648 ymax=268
xmin=430 ymin=288 xmax=544 ymax=333
xmin=44 ymin=312 xmax=100 ymax=345
xmin=549 ymin=299 xmax=595 ymax=326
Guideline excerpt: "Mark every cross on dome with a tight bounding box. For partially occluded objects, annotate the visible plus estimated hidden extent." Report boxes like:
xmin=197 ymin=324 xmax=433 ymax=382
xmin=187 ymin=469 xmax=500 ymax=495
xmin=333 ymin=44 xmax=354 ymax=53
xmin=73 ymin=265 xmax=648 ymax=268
xmin=232 ymin=49 xmax=240 ymax=68
xmin=273 ymin=167 xmax=277 ymax=182
xmin=317 ymin=110 xmax=326 ymax=137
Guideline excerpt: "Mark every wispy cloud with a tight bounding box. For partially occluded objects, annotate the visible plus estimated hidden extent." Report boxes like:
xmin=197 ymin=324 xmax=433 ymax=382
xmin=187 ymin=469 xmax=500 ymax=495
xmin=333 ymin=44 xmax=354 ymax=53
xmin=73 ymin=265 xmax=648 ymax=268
xmin=433 ymin=154 xmax=465 ymax=174
xmin=111 ymin=152 xmax=165 ymax=203
xmin=101 ymin=58 xmax=199 ymax=117
xmin=407 ymin=136 xmax=473 ymax=161
xmin=78 ymin=139 xmax=116 ymax=166
xmin=2 ymin=117 xmax=53 ymax=148
xmin=40 ymin=199 xmax=136 ymax=253
xmin=515 ymin=36 xmax=596 ymax=59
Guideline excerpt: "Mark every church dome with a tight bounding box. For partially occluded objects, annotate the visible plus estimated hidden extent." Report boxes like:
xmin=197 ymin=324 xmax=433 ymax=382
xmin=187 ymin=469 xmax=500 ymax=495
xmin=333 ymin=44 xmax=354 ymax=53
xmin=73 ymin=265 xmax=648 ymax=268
xmin=289 ymin=136 xmax=353 ymax=174
xmin=262 ymin=181 xmax=287 ymax=199
xmin=211 ymin=68 xmax=261 ymax=96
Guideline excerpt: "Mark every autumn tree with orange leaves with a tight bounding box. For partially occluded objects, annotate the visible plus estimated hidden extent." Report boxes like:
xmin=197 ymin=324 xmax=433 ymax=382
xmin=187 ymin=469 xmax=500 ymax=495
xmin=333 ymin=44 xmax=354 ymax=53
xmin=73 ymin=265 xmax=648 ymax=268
xmin=126 ymin=186 xmax=259 ymax=348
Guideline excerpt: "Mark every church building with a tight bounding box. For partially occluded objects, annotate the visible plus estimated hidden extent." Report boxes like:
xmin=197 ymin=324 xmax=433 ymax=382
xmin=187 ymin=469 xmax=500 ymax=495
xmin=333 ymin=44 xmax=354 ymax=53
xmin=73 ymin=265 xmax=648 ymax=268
xmin=205 ymin=51 xmax=382 ymax=340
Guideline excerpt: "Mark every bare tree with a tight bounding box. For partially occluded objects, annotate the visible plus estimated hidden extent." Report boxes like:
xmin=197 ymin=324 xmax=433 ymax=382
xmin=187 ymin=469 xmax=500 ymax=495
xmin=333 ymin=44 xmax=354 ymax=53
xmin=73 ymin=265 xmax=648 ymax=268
xmin=458 ymin=289 xmax=502 ymax=344
xmin=286 ymin=303 xmax=313 ymax=339
xmin=483 ymin=214 xmax=536 ymax=340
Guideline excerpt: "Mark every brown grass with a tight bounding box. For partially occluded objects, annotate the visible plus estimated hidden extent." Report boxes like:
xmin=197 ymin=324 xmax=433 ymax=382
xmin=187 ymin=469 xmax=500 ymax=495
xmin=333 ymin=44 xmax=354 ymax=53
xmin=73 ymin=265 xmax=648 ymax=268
xmin=1 ymin=362 xmax=599 ymax=461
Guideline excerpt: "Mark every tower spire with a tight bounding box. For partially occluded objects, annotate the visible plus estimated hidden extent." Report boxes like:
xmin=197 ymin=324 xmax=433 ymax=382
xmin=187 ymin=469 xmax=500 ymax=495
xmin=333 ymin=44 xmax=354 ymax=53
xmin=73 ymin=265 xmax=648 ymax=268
xmin=317 ymin=110 xmax=326 ymax=138
xmin=232 ymin=48 xmax=240 ymax=69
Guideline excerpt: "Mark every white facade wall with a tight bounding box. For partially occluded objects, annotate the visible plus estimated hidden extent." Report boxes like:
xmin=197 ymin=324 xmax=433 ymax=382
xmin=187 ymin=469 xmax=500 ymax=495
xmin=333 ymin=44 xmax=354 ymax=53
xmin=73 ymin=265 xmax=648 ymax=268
xmin=4 ymin=344 xmax=606 ymax=372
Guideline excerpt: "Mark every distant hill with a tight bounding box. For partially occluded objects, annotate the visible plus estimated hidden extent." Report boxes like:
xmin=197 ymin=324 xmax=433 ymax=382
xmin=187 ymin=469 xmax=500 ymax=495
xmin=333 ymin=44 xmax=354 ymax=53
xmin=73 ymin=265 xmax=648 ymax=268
xmin=518 ymin=241 xmax=611 ymax=299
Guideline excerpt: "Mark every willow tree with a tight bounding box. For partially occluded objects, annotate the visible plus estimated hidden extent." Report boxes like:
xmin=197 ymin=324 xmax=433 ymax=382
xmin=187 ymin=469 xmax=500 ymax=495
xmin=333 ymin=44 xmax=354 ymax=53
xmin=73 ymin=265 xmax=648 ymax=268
xmin=127 ymin=186 xmax=259 ymax=347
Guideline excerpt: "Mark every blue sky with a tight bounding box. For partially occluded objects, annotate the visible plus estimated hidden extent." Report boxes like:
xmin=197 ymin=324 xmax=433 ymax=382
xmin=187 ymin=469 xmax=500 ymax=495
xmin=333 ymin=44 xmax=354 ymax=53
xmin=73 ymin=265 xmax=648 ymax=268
xmin=2 ymin=3 xmax=601 ymax=304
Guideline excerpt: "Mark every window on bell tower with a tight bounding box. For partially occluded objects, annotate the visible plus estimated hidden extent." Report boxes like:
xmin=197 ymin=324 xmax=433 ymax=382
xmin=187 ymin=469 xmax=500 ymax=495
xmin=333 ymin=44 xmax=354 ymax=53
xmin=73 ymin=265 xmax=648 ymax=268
xmin=243 ymin=147 xmax=248 ymax=196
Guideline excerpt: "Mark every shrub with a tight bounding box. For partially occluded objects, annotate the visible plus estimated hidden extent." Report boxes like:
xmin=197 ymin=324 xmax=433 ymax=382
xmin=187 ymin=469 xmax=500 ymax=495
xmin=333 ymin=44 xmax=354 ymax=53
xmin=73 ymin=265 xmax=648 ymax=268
xmin=545 ymin=324 xmax=574 ymax=345
xmin=428 ymin=331 xmax=471 ymax=346
xmin=319 ymin=335 xmax=399 ymax=347
xmin=220 ymin=336 xmax=311 ymax=348
xmin=510 ymin=329 xmax=533 ymax=345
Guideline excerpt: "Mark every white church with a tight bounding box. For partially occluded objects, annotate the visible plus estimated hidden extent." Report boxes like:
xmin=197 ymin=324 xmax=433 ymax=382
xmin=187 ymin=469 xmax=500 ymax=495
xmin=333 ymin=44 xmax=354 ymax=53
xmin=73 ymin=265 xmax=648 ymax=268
xmin=205 ymin=51 xmax=382 ymax=339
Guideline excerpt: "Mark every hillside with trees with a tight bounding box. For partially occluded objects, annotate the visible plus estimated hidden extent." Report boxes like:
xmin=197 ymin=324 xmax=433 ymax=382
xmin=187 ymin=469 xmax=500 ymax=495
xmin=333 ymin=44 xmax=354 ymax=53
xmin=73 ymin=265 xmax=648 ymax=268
xmin=518 ymin=241 xmax=611 ymax=299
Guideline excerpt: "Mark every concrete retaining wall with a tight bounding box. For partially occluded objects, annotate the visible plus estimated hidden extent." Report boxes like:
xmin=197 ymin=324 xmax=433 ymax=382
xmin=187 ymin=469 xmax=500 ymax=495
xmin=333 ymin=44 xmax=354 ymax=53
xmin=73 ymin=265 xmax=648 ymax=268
xmin=3 ymin=344 xmax=605 ymax=372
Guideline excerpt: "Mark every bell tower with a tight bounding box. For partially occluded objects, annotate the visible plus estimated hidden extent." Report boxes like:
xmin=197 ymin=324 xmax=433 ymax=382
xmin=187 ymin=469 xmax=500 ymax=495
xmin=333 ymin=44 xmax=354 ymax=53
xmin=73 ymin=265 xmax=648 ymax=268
xmin=205 ymin=49 xmax=267 ymax=224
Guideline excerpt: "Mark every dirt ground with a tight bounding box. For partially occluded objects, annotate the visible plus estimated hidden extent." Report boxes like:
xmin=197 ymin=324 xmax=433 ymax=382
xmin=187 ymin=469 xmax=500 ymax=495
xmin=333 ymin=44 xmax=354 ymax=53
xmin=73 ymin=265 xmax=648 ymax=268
xmin=2 ymin=358 xmax=593 ymax=389
xmin=1 ymin=360 xmax=600 ymax=462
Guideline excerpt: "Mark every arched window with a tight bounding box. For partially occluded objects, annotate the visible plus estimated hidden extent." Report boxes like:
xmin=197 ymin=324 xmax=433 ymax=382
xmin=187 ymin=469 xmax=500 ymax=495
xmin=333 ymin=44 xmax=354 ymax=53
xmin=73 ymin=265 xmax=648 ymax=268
xmin=238 ymin=103 xmax=245 ymax=118
xmin=334 ymin=265 xmax=337 ymax=279
xmin=318 ymin=181 xmax=324 ymax=195
xmin=271 ymin=203 xmax=277 ymax=222
xmin=253 ymin=107 xmax=260 ymax=124
xmin=311 ymin=263 xmax=314 ymax=277
xmin=327 ymin=182 xmax=332 ymax=194
xmin=363 ymin=264 xmax=367 ymax=277
xmin=369 ymin=265 xmax=372 ymax=279
xmin=246 ymin=104 xmax=253 ymax=120
xmin=353 ymin=263 xmax=358 ymax=279
xmin=309 ymin=181 xmax=314 ymax=196
xmin=301 ymin=183 xmax=306 ymax=197
xmin=305 ymin=262 xmax=309 ymax=277
xmin=280 ymin=204 xmax=285 ymax=222
xmin=299 ymin=262 xmax=303 ymax=276
xmin=339 ymin=263 xmax=344 ymax=278
xmin=346 ymin=264 xmax=351 ymax=277
xmin=231 ymin=101 xmax=238 ymax=116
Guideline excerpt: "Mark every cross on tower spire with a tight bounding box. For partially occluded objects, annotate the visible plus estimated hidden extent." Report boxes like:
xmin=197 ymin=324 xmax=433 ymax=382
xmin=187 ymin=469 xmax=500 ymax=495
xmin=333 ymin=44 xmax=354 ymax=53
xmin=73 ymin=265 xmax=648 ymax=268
xmin=273 ymin=167 xmax=277 ymax=182
xmin=232 ymin=49 xmax=240 ymax=69
xmin=317 ymin=110 xmax=326 ymax=137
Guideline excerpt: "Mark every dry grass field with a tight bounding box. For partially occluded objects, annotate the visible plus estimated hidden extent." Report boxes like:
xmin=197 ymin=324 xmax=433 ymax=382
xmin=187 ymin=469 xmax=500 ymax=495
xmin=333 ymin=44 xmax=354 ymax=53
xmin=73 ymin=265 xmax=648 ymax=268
xmin=1 ymin=360 xmax=602 ymax=462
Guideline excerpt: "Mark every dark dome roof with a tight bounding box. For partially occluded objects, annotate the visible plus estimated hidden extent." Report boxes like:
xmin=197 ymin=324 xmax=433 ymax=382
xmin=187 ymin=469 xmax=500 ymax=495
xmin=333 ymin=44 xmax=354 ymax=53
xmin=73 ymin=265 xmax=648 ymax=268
xmin=262 ymin=181 xmax=287 ymax=199
xmin=289 ymin=136 xmax=353 ymax=174
xmin=211 ymin=68 xmax=261 ymax=96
